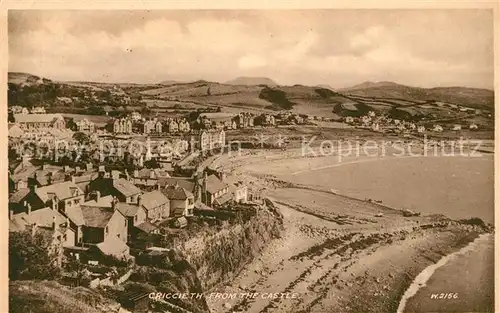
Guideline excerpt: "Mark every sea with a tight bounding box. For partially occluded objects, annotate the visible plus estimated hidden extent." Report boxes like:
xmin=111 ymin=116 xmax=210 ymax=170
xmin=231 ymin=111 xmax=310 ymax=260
xmin=281 ymin=154 xmax=495 ymax=312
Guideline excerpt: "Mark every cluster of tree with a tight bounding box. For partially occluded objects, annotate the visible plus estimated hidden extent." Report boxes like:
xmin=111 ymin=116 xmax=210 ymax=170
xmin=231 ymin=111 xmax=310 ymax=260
xmin=259 ymin=87 xmax=295 ymax=110
xmin=9 ymin=230 xmax=61 ymax=280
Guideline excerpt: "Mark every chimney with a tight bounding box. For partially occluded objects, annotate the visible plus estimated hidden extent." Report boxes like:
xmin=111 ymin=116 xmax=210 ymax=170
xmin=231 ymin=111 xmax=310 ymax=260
xmin=9 ymin=210 xmax=14 ymax=221
xmin=51 ymin=198 xmax=57 ymax=211
xmin=95 ymin=191 xmax=101 ymax=202
xmin=27 ymin=203 xmax=32 ymax=215
xmin=31 ymin=222 xmax=37 ymax=236
xmin=134 ymin=169 xmax=139 ymax=178
xmin=86 ymin=163 xmax=93 ymax=171
xmin=150 ymin=170 xmax=155 ymax=179
xmin=111 ymin=197 xmax=118 ymax=210
xmin=64 ymin=165 xmax=70 ymax=172
xmin=71 ymin=176 xmax=76 ymax=184
xmin=66 ymin=217 xmax=70 ymax=227
xmin=138 ymin=194 xmax=142 ymax=206
xmin=30 ymin=185 xmax=37 ymax=193
xmin=156 ymin=183 xmax=161 ymax=191
xmin=42 ymin=164 xmax=48 ymax=171
xmin=52 ymin=216 xmax=57 ymax=230
xmin=98 ymin=165 xmax=105 ymax=173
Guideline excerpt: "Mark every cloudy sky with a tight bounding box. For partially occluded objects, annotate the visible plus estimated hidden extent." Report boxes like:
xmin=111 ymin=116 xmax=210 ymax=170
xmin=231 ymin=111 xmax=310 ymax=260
xmin=8 ymin=10 xmax=494 ymax=89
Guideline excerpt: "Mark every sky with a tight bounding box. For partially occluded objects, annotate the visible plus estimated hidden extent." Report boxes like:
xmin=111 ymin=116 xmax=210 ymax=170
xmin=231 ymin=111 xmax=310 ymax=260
xmin=8 ymin=10 xmax=494 ymax=89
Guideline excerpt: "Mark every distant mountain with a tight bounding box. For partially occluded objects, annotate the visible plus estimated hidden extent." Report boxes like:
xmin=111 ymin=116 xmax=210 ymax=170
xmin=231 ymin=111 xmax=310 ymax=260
xmin=338 ymin=81 xmax=494 ymax=111
xmin=316 ymin=84 xmax=335 ymax=90
xmin=338 ymin=81 xmax=403 ymax=92
xmin=225 ymin=76 xmax=278 ymax=87
xmin=159 ymin=80 xmax=182 ymax=86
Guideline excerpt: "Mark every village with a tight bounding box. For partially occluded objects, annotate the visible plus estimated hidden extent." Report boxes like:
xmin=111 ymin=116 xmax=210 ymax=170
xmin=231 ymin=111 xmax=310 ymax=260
xmin=7 ymin=102 xmax=489 ymax=311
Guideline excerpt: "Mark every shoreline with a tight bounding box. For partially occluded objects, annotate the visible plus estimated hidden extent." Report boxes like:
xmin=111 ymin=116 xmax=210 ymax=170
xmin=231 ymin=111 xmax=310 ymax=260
xmin=396 ymin=233 xmax=493 ymax=313
xmin=208 ymin=148 xmax=494 ymax=313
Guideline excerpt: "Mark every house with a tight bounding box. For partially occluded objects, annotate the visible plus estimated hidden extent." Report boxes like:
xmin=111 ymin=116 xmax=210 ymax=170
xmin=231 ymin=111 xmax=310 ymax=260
xmin=469 ymin=123 xmax=479 ymax=130
xmin=113 ymin=118 xmax=133 ymax=134
xmin=232 ymin=182 xmax=248 ymax=203
xmin=137 ymin=190 xmax=170 ymax=220
xmin=80 ymin=204 xmax=128 ymax=244
xmin=141 ymin=120 xmax=156 ymax=134
xmin=163 ymin=183 xmax=194 ymax=217
xmin=12 ymin=181 xmax=85 ymax=214
xmin=197 ymin=129 xmax=225 ymax=151
xmin=201 ymin=173 xmax=231 ymax=206
xmin=417 ymin=126 xmax=426 ymax=133
xmin=35 ymin=181 xmax=85 ymax=214
xmin=13 ymin=113 xmax=66 ymax=130
xmin=88 ymin=177 xmax=141 ymax=204
xmin=113 ymin=191 xmax=168 ymax=240
xmin=75 ymin=119 xmax=95 ymax=133
xmin=233 ymin=113 xmax=255 ymax=129
xmin=10 ymin=105 xmax=24 ymax=114
xmin=178 ymin=119 xmax=191 ymax=133
xmin=198 ymin=113 xmax=235 ymax=130
xmin=168 ymin=119 xmax=179 ymax=133
xmin=9 ymin=206 xmax=75 ymax=248
xmin=433 ymin=125 xmax=443 ymax=132
xmin=344 ymin=116 xmax=354 ymax=124
xmin=452 ymin=124 xmax=462 ymax=131
xmin=30 ymin=106 xmax=46 ymax=114
xmin=130 ymin=112 xmax=142 ymax=121
xmin=115 ymin=201 xmax=147 ymax=240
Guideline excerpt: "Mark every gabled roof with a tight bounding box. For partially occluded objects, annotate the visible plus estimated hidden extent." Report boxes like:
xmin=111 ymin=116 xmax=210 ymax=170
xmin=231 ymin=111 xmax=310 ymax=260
xmin=65 ymin=206 xmax=85 ymax=226
xmin=205 ymin=175 xmax=227 ymax=194
xmin=135 ymin=221 xmax=158 ymax=233
xmin=158 ymin=177 xmax=195 ymax=192
xmin=116 ymin=203 xmax=140 ymax=217
xmin=36 ymin=181 xmax=83 ymax=202
xmin=213 ymin=192 xmax=233 ymax=206
xmin=9 ymin=207 xmax=66 ymax=232
xmin=163 ymin=185 xmax=193 ymax=200
xmin=96 ymin=237 xmax=129 ymax=257
xmin=9 ymin=188 xmax=30 ymax=204
xmin=140 ymin=190 xmax=169 ymax=211
xmin=80 ymin=206 xmax=115 ymax=228
xmin=82 ymin=195 xmax=114 ymax=208
xmin=113 ymin=178 xmax=141 ymax=197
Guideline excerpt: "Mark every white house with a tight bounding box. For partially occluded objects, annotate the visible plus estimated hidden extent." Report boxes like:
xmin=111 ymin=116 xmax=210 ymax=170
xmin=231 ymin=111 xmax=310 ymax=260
xmin=433 ymin=125 xmax=443 ymax=132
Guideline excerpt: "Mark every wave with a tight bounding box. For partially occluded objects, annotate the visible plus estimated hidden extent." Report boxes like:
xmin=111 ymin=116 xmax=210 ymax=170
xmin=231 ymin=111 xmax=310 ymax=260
xmin=396 ymin=233 xmax=491 ymax=313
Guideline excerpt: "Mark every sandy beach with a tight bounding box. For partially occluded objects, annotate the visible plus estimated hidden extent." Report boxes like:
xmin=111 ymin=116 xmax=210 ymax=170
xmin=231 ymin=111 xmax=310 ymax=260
xmin=205 ymin=147 xmax=493 ymax=313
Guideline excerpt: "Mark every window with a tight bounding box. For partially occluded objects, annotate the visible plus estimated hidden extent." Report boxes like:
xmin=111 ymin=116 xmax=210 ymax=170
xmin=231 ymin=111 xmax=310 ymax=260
xmin=134 ymin=215 xmax=137 ymax=222
xmin=105 ymin=226 xmax=108 ymax=233
xmin=117 ymin=234 xmax=120 ymax=238
xmin=74 ymin=199 xmax=80 ymax=205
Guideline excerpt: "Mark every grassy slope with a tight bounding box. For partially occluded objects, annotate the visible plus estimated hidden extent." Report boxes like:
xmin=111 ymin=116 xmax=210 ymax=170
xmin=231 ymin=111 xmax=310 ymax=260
xmin=9 ymin=280 xmax=120 ymax=313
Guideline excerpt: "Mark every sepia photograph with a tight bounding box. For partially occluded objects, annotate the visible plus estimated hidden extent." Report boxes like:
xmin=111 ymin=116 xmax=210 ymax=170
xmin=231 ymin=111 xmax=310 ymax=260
xmin=5 ymin=7 xmax=495 ymax=313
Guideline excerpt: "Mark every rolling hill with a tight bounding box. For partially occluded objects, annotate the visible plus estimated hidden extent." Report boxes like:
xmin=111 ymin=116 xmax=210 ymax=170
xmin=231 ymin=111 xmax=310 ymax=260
xmin=338 ymin=81 xmax=494 ymax=111
xmin=225 ymin=76 xmax=278 ymax=87
xmin=7 ymin=72 xmax=494 ymax=125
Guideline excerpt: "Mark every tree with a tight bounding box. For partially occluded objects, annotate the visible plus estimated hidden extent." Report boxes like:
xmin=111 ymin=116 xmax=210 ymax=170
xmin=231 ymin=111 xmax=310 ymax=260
xmin=9 ymin=230 xmax=61 ymax=280
xmin=73 ymin=132 xmax=90 ymax=145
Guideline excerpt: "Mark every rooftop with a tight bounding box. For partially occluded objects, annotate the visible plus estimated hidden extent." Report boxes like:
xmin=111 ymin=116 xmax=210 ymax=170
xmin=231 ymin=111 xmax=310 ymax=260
xmin=205 ymin=175 xmax=227 ymax=194
xmin=13 ymin=113 xmax=64 ymax=124
xmin=36 ymin=181 xmax=83 ymax=202
xmin=81 ymin=206 xmax=115 ymax=228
